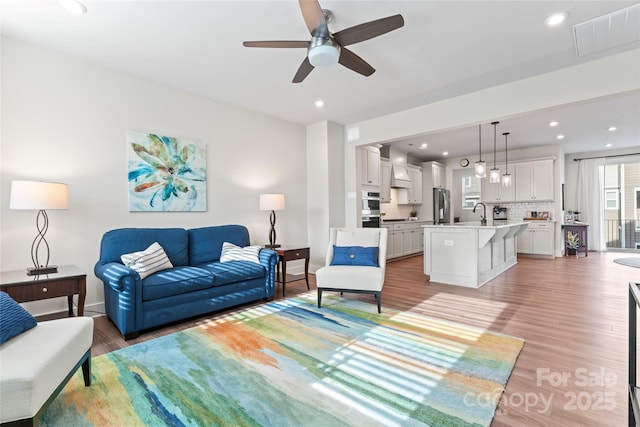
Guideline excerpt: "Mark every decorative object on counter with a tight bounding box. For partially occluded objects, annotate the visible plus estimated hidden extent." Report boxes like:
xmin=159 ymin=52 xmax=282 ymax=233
xmin=565 ymin=230 xmax=580 ymax=256
xmin=474 ymin=124 xmax=486 ymax=178
xmin=9 ymin=180 xmax=69 ymax=275
xmin=524 ymin=211 xmax=550 ymax=220
xmin=259 ymin=193 xmax=285 ymax=248
xmin=409 ymin=210 xmax=418 ymax=221
xmin=502 ymin=132 xmax=512 ymax=187
xmin=489 ymin=121 xmax=501 ymax=183
xmin=565 ymin=210 xmax=575 ymax=223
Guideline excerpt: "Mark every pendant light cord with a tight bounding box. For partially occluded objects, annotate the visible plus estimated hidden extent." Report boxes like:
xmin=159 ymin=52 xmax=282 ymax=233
xmin=478 ymin=125 xmax=482 ymax=161
xmin=491 ymin=121 xmax=499 ymax=167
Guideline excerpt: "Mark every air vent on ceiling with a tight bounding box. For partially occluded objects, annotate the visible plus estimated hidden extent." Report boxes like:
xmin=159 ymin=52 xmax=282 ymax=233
xmin=573 ymin=3 xmax=640 ymax=56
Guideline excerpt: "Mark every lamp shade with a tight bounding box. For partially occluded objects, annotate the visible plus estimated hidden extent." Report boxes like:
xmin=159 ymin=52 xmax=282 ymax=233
xmin=10 ymin=181 xmax=69 ymax=210
xmin=259 ymin=193 xmax=285 ymax=211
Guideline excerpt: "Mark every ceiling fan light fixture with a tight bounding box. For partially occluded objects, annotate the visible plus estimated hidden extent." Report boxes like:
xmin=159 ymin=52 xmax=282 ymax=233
xmin=308 ymin=41 xmax=339 ymax=67
xmin=59 ymin=0 xmax=87 ymax=15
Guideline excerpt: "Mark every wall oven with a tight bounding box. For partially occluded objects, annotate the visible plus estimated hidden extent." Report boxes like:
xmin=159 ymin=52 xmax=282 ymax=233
xmin=362 ymin=191 xmax=380 ymax=216
xmin=361 ymin=191 xmax=381 ymax=228
xmin=362 ymin=215 xmax=381 ymax=228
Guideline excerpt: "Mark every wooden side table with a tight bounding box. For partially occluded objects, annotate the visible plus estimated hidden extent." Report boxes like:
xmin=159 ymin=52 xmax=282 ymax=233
xmin=562 ymin=223 xmax=589 ymax=257
xmin=0 ymin=265 xmax=86 ymax=317
xmin=272 ymin=246 xmax=310 ymax=297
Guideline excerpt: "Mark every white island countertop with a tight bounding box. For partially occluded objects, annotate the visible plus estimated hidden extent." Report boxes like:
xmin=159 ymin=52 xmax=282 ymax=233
xmin=422 ymin=221 xmax=529 ymax=288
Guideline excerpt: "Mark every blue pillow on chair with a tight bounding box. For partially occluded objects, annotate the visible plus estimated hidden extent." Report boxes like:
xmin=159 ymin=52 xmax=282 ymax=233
xmin=330 ymin=245 xmax=379 ymax=267
xmin=0 ymin=292 xmax=37 ymax=344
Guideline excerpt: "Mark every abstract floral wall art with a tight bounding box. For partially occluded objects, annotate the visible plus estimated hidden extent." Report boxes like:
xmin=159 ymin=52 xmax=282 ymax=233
xmin=127 ymin=130 xmax=206 ymax=211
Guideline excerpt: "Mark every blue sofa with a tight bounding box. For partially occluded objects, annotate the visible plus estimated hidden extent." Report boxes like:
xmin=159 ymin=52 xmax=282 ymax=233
xmin=94 ymin=225 xmax=277 ymax=339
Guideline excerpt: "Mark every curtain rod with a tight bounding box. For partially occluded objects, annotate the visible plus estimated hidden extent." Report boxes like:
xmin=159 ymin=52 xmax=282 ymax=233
xmin=573 ymin=152 xmax=640 ymax=161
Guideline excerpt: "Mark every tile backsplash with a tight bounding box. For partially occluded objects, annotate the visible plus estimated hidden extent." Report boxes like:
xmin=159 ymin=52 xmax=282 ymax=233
xmin=502 ymin=202 xmax=555 ymax=220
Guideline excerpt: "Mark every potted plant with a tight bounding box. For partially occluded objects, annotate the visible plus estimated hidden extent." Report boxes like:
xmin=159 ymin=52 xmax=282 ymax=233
xmin=566 ymin=230 xmax=580 ymax=256
xmin=409 ymin=211 xmax=418 ymax=221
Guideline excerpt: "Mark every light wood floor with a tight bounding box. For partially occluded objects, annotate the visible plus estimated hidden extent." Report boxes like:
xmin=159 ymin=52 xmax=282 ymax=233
xmin=92 ymin=252 xmax=636 ymax=426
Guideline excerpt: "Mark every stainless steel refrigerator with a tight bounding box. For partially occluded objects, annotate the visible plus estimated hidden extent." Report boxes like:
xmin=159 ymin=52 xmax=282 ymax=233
xmin=433 ymin=188 xmax=450 ymax=224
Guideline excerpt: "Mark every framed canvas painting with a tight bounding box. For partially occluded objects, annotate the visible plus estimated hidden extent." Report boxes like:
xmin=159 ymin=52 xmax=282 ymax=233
xmin=127 ymin=130 xmax=207 ymax=212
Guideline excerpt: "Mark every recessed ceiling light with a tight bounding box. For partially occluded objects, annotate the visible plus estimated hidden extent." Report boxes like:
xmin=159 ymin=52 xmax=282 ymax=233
xmin=557 ymin=134 xmax=565 ymax=140
xmin=549 ymin=121 xmax=559 ymax=127
xmin=314 ymin=100 xmax=324 ymax=108
xmin=442 ymin=151 xmax=449 ymax=156
xmin=420 ymin=143 xmax=427 ymax=149
xmin=605 ymin=143 xmax=613 ymax=148
xmin=59 ymin=0 xmax=87 ymax=15
xmin=545 ymin=12 xmax=568 ymax=26
xmin=608 ymin=126 xmax=618 ymax=132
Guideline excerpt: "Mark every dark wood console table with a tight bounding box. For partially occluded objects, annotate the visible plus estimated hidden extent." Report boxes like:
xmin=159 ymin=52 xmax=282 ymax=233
xmin=562 ymin=223 xmax=589 ymax=257
xmin=0 ymin=265 xmax=86 ymax=317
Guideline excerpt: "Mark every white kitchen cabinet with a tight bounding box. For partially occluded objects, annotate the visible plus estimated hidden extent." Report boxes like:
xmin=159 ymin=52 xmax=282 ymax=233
xmin=360 ymin=146 xmax=380 ymax=186
xmin=380 ymin=159 xmax=392 ymax=203
xmin=517 ymin=222 xmax=554 ymax=257
xmin=408 ymin=166 xmax=423 ymax=204
xmin=385 ymin=222 xmax=425 ymax=259
xmin=482 ymin=164 xmax=515 ymax=203
xmin=409 ymin=228 xmax=422 ymax=253
xmin=432 ymin=163 xmax=445 ymax=188
xmin=398 ymin=165 xmax=423 ymax=204
xmin=515 ymin=160 xmax=554 ymax=201
xmin=392 ymin=230 xmax=404 ymax=258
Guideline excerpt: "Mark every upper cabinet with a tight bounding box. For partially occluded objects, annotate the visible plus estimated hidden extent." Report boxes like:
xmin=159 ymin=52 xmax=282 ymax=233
xmin=432 ymin=162 xmax=446 ymax=188
xmin=380 ymin=159 xmax=392 ymax=203
xmin=423 ymin=161 xmax=446 ymax=189
xmin=409 ymin=166 xmax=423 ymax=204
xmin=480 ymin=159 xmax=554 ymax=203
xmin=397 ymin=165 xmax=423 ymax=205
xmin=515 ymin=160 xmax=554 ymax=201
xmin=360 ymin=146 xmax=380 ymax=186
xmin=481 ymin=164 xmax=515 ymax=203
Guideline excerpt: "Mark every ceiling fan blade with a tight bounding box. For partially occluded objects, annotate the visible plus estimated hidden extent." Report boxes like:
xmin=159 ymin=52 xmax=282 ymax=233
xmin=292 ymin=57 xmax=314 ymax=83
xmin=338 ymin=47 xmax=375 ymax=77
xmin=333 ymin=14 xmax=404 ymax=46
xmin=299 ymin=0 xmax=326 ymax=35
xmin=243 ymin=41 xmax=310 ymax=48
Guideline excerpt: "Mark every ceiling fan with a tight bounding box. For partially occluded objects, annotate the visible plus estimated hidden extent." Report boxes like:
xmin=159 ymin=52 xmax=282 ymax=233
xmin=243 ymin=0 xmax=404 ymax=83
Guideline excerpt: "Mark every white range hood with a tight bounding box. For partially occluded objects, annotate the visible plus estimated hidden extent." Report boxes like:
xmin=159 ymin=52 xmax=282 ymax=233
xmin=391 ymin=164 xmax=412 ymax=188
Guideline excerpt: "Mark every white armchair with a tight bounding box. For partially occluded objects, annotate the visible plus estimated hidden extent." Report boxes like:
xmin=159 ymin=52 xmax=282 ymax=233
xmin=316 ymin=227 xmax=388 ymax=313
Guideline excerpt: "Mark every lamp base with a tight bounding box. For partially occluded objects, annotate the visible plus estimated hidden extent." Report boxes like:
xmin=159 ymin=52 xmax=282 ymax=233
xmin=264 ymin=244 xmax=281 ymax=248
xmin=27 ymin=265 xmax=58 ymax=276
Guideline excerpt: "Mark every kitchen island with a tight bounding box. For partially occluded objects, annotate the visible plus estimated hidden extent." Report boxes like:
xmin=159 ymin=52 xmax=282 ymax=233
xmin=423 ymin=221 xmax=529 ymax=288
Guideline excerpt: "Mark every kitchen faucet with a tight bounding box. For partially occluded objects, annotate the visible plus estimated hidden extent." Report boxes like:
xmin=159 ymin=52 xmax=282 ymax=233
xmin=473 ymin=202 xmax=487 ymax=226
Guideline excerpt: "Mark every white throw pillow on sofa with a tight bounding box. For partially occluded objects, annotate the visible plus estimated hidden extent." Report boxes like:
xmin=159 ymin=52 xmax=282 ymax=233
xmin=121 ymin=242 xmax=173 ymax=279
xmin=220 ymin=242 xmax=261 ymax=264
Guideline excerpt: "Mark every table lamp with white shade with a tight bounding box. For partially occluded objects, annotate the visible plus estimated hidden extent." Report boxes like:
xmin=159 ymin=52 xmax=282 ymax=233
xmin=9 ymin=180 xmax=69 ymax=275
xmin=259 ymin=193 xmax=285 ymax=248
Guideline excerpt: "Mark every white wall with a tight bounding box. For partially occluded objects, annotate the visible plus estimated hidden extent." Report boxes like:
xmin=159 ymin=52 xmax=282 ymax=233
xmin=0 ymin=37 xmax=307 ymax=316
xmin=306 ymin=121 xmax=345 ymax=270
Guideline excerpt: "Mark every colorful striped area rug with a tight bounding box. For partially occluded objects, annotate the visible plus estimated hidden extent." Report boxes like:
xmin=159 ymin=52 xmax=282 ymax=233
xmin=42 ymin=294 xmax=524 ymax=426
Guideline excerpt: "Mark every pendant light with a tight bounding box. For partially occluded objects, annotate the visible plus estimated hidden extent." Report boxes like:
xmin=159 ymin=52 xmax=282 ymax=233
xmin=474 ymin=124 xmax=486 ymax=178
xmin=502 ymin=132 xmax=512 ymax=187
xmin=489 ymin=121 xmax=500 ymax=183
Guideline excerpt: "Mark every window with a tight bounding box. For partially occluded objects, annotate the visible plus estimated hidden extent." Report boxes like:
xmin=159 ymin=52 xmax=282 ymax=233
xmin=605 ymin=189 xmax=619 ymax=210
xmin=461 ymin=175 xmax=480 ymax=209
